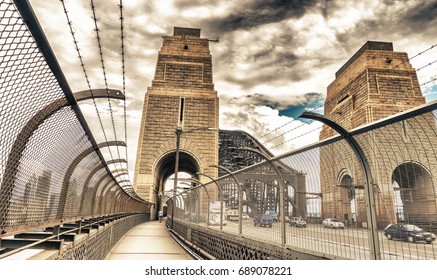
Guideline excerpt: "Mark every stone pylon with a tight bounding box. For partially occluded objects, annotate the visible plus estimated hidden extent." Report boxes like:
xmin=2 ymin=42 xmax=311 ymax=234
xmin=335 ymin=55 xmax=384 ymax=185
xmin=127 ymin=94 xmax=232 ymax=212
xmin=133 ymin=27 xmax=219 ymax=215
xmin=319 ymin=41 xmax=437 ymax=227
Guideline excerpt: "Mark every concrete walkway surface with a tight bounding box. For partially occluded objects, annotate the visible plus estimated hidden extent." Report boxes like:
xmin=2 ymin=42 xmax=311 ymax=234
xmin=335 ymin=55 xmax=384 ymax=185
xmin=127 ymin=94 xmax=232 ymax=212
xmin=106 ymin=219 xmax=193 ymax=260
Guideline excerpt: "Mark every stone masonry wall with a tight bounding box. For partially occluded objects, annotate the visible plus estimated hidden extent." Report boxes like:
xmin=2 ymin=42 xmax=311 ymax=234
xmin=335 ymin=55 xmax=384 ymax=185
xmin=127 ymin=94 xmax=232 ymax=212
xmin=319 ymin=42 xmax=437 ymax=227
xmin=133 ymin=28 xmax=219 ymax=214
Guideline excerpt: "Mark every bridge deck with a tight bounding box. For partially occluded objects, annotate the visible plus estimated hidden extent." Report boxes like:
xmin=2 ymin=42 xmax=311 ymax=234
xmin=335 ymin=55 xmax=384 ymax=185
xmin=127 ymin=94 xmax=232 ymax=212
xmin=106 ymin=219 xmax=192 ymax=260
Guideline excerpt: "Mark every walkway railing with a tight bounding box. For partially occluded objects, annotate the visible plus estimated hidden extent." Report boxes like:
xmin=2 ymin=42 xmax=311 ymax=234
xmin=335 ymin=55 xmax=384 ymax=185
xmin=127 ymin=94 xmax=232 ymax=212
xmin=2 ymin=0 xmax=437 ymax=261
xmin=0 ymin=0 xmax=151 ymax=245
xmin=168 ymin=100 xmax=437 ymax=260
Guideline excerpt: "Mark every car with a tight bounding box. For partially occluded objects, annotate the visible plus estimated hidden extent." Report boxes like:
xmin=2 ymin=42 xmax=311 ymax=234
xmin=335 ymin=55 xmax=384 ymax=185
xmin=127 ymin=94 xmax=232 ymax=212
xmin=384 ymin=224 xmax=436 ymax=244
xmin=254 ymin=214 xmax=273 ymax=227
xmin=322 ymin=218 xmax=345 ymax=229
xmin=265 ymin=210 xmax=278 ymax=222
xmin=242 ymin=213 xmax=250 ymax=220
xmin=289 ymin=217 xmax=307 ymax=228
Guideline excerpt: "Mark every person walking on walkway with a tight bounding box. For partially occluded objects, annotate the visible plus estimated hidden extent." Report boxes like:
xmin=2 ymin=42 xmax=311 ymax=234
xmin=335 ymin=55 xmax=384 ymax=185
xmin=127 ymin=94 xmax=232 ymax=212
xmin=158 ymin=210 xmax=163 ymax=223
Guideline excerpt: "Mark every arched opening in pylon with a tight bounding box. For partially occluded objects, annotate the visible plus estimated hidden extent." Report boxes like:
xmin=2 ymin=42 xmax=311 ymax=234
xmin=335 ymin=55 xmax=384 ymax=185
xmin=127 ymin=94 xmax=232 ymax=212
xmin=153 ymin=151 xmax=200 ymax=220
xmin=339 ymin=173 xmax=354 ymax=225
xmin=392 ymin=161 xmax=436 ymax=224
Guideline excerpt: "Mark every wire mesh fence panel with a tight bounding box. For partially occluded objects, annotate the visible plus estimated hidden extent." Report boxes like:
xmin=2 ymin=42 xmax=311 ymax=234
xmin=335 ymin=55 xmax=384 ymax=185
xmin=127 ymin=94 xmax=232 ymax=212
xmin=0 ymin=0 xmax=150 ymax=236
xmin=4 ymin=0 xmax=435 ymax=260
xmin=354 ymin=110 xmax=437 ymax=260
xmin=171 ymin=102 xmax=437 ymax=260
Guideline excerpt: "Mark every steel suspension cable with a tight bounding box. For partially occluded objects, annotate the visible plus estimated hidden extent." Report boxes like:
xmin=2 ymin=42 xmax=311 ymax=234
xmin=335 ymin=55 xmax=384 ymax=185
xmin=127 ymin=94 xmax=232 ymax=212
xmin=262 ymin=122 xmax=306 ymax=145
xmin=258 ymin=119 xmax=296 ymax=140
xmin=118 ymin=0 xmax=133 ymax=192
xmin=60 ymin=0 xmax=110 ymax=150
xmin=260 ymin=103 xmax=324 ymax=146
xmin=393 ymin=43 xmax=437 ymax=69
xmin=417 ymin=59 xmax=437 ymax=72
xmin=117 ymin=0 xmax=134 ymax=192
xmin=390 ymin=43 xmax=437 ymax=89
xmin=61 ymin=0 xmax=128 ymax=191
xmin=421 ymin=77 xmax=437 ymax=87
xmin=270 ymin=125 xmax=322 ymax=150
xmin=119 ymin=0 xmax=129 ymax=174
xmin=89 ymin=0 xmax=122 ymax=169
xmin=407 ymin=43 xmax=436 ymax=62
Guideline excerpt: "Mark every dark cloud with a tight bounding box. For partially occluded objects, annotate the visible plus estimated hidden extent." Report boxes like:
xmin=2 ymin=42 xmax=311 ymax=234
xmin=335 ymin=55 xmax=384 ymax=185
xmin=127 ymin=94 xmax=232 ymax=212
xmin=252 ymin=44 xmax=299 ymax=67
xmin=214 ymin=36 xmax=304 ymax=90
xmin=229 ymin=93 xmax=278 ymax=107
xmin=28 ymin=0 xmax=437 ymax=161
xmin=275 ymin=51 xmax=299 ymax=66
xmin=403 ymin=0 xmax=437 ymax=27
xmin=204 ymin=0 xmax=318 ymax=33
xmin=252 ymin=45 xmax=276 ymax=62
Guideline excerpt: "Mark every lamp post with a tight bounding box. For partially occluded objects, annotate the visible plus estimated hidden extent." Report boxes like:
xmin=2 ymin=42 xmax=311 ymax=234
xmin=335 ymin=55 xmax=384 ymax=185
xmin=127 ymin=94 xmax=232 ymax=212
xmin=171 ymin=127 xmax=217 ymax=229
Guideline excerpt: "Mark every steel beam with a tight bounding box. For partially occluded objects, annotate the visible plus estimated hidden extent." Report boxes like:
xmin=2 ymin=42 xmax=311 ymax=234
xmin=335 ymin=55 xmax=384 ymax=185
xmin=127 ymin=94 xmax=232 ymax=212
xmin=0 ymin=239 xmax=63 ymax=250
xmin=74 ymin=89 xmax=125 ymax=101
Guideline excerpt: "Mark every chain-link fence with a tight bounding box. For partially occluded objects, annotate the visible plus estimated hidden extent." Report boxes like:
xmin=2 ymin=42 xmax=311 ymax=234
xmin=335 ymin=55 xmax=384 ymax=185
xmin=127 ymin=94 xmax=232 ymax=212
xmin=0 ymin=0 xmax=150 ymax=238
xmin=169 ymin=101 xmax=437 ymax=260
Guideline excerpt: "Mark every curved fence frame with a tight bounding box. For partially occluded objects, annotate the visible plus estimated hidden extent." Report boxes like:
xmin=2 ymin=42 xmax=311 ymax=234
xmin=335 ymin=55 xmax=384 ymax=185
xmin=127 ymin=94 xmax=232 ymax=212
xmin=168 ymin=100 xmax=437 ymax=260
xmin=0 ymin=0 xmax=151 ymax=240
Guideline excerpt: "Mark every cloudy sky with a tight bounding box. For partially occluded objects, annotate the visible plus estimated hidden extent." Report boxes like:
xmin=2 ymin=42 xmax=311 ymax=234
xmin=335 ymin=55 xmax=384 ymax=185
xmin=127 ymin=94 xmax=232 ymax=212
xmin=28 ymin=0 xmax=437 ymax=177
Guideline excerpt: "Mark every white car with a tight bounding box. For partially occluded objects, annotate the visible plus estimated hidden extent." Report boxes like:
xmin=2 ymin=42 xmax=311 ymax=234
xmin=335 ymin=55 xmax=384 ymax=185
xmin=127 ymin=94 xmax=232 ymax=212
xmin=290 ymin=217 xmax=307 ymax=228
xmin=322 ymin=218 xmax=345 ymax=229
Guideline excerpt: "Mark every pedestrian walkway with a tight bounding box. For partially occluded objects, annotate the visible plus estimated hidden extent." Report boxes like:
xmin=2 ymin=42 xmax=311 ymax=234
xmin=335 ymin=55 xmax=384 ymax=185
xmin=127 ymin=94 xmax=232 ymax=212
xmin=106 ymin=219 xmax=193 ymax=260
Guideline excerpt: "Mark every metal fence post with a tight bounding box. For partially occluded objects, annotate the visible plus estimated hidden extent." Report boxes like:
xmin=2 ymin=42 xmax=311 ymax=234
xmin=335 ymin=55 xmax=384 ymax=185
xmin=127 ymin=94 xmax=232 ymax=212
xmin=300 ymin=111 xmax=381 ymax=260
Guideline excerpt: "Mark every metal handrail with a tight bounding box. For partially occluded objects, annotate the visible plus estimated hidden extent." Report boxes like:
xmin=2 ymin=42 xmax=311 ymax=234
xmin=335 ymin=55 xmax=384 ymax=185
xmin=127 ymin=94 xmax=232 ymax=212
xmin=0 ymin=214 xmax=128 ymax=259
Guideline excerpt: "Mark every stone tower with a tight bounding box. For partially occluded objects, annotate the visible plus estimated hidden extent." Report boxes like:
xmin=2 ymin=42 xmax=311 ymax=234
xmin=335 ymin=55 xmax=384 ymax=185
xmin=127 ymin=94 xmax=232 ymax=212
xmin=319 ymin=41 xmax=437 ymax=226
xmin=321 ymin=41 xmax=425 ymax=136
xmin=133 ymin=27 xmax=219 ymax=211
